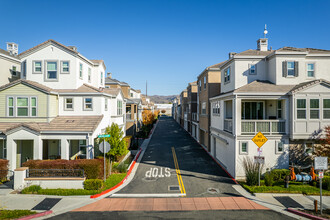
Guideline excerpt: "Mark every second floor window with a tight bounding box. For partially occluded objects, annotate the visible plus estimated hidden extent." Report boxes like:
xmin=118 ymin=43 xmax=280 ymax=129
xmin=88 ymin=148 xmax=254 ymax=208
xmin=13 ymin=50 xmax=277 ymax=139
xmin=307 ymin=63 xmax=315 ymax=77
xmin=7 ymin=96 xmax=37 ymax=117
xmin=33 ymin=61 xmax=42 ymax=73
xmin=117 ymin=100 xmax=123 ymax=115
xmin=46 ymin=61 xmax=57 ymax=80
xmin=65 ymin=98 xmax=73 ymax=110
xmin=84 ymin=98 xmax=93 ymax=110
xmin=130 ymin=93 xmax=133 ymax=98
xmin=100 ymin=72 xmax=103 ymax=84
xmin=277 ymin=100 xmax=282 ymax=119
xmin=105 ymin=98 xmax=108 ymax=111
xmin=283 ymin=61 xmax=298 ymax=77
xmin=61 ymin=61 xmax=70 ymax=73
xmin=204 ymin=76 xmax=206 ymax=89
xmin=79 ymin=63 xmax=83 ymax=79
xmin=88 ymin=68 xmax=91 ymax=82
xmin=224 ymin=67 xmax=230 ymax=83
xmin=297 ymin=99 xmax=306 ymax=119
xmin=201 ymin=102 xmax=206 ymax=115
xmin=249 ymin=64 xmax=256 ymax=75
xmin=310 ymin=99 xmax=319 ymax=119
xmin=323 ymin=99 xmax=330 ymax=119
xmin=199 ymin=81 xmax=201 ymax=92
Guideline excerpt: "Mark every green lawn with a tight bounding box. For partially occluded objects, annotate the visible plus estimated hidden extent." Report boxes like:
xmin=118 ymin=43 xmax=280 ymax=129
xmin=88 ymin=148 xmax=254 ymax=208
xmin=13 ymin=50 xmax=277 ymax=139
xmin=0 ymin=210 xmax=37 ymax=220
xmin=21 ymin=173 xmax=127 ymax=196
xmin=240 ymin=180 xmax=330 ymax=196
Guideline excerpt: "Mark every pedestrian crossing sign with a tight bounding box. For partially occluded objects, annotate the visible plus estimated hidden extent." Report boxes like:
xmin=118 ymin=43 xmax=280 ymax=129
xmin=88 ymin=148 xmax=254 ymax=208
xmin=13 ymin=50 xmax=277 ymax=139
xmin=252 ymin=132 xmax=268 ymax=148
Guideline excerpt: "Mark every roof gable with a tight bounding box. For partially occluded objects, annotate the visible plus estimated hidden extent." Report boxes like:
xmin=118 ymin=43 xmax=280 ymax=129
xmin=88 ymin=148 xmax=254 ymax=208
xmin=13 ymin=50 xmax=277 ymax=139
xmin=0 ymin=79 xmax=55 ymax=94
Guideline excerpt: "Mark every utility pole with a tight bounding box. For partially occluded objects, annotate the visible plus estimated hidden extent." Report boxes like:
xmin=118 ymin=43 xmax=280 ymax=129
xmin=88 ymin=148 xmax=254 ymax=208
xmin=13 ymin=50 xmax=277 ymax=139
xmin=146 ymin=80 xmax=148 ymax=98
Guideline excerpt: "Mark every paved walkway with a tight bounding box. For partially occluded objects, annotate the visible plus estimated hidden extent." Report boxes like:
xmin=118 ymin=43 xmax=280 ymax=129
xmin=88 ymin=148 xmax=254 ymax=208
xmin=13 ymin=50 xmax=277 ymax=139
xmin=73 ymin=197 xmax=268 ymax=212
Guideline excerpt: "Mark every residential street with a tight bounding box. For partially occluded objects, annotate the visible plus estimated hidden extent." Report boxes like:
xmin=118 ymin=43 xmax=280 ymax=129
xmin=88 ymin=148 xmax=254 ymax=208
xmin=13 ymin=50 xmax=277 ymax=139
xmin=50 ymin=117 xmax=294 ymax=220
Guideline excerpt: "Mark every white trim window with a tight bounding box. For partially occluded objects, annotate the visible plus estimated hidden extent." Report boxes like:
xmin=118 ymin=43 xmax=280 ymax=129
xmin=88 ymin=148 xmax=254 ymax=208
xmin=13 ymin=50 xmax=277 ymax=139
xmin=212 ymin=101 xmax=220 ymax=115
xmin=17 ymin=97 xmax=29 ymax=116
xmin=240 ymin=141 xmax=248 ymax=155
xmin=277 ymin=100 xmax=282 ymax=119
xmin=84 ymin=98 xmax=93 ymax=110
xmin=310 ymin=99 xmax=319 ymax=119
xmin=323 ymin=99 xmax=330 ymax=119
xmin=201 ymin=102 xmax=206 ymax=115
xmin=297 ymin=99 xmax=306 ymax=119
xmin=30 ymin=97 xmax=37 ymax=116
xmin=275 ymin=141 xmax=284 ymax=154
xmin=100 ymin=72 xmax=103 ymax=84
xmin=65 ymin=98 xmax=74 ymax=110
xmin=283 ymin=61 xmax=298 ymax=77
xmin=307 ymin=63 xmax=315 ymax=78
xmin=249 ymin=64 xmax=256 ymax=75
xmin=203 ymin=76 xmax=206 ymax=89
xmin=117 ymin=100 xmax=123 ymax=115
xmin=88 ymin=68 xmax=91 ymax=83
xmin=79 ymin=63 xmax=83 ymax=79
xmin=105 ymin=98 xmax=108 ymax=111
xmin=33 ymin=61 xmax=42 ymax=74
xmin=46 ymin=61 xmax=58 ymax=80
xmin=12 ymin=66 xmax=18 ymax=77
xmin=7 ymin=97 xmax=14 ymax=117
xmin=287 ymin=61 xmax=295 ymax=76
xmin=224 ymin=67 xmax=230 ymax=83
xmin=61 ymin=61 xmax=70 ymax=74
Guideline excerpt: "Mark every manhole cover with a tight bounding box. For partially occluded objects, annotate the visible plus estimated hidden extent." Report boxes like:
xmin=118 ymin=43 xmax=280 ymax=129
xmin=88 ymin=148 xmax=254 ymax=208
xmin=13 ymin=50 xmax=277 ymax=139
xmin=168 ymin=185 xmax=180 ymax=191
xmin=207 ymin=188 xmax=220 ymax=194
xmin=142 ymin=177 xmax=157 ymax=182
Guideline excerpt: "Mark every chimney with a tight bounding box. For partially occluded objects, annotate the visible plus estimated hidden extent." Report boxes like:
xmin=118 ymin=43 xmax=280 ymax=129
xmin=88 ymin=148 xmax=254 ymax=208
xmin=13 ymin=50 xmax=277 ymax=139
xmin=229 ymin=52 xmax=236 ymax=59
xmin=257 ymin=38 xmax=268 ymax=51
xmin=107 ymin=72 xmax=112 ymax=78
xmin=6 ymin=42 xmax=18 ymax=56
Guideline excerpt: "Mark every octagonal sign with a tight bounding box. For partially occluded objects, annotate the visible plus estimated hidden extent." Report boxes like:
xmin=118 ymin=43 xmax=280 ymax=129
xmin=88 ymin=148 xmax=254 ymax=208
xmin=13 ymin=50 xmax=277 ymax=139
xmin=252 ymin=132 xmax=268 ymax=148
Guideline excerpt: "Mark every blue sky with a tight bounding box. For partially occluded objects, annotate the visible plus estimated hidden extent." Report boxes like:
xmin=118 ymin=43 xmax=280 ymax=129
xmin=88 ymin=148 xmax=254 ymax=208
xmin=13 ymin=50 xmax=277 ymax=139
xmin=1 ymin=0 xmax=330 ymax=96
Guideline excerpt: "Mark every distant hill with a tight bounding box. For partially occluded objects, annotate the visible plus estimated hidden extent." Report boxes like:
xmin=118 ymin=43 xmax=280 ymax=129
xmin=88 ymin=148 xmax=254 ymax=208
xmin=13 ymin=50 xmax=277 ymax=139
xmin=145 ymin=95 xmax=178 ymax=104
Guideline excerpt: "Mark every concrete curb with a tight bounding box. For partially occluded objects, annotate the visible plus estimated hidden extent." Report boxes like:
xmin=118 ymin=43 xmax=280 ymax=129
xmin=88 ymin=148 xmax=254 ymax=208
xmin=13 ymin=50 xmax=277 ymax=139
xmin=17 ymin=210 xmax=53 ymax=220
xmin=287 ymin=208 xmax=328 ymax=220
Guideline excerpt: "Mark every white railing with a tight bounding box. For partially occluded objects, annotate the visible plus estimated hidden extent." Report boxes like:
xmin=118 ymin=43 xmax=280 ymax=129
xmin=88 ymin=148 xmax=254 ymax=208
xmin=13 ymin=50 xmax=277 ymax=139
xmin=241 ymin=120 xmax=286 ymax=135
xmin=224 ymin=119 xmax=233 ymax=133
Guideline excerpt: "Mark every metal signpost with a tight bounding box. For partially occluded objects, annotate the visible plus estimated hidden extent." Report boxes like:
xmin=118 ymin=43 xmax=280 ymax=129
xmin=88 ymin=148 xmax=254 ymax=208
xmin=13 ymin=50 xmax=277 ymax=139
xmin=314 ymin=156 xmax=328 ymax=215
xmin=252 ymin=132 xmax=268 ymax=186
xmin=98 ymin=134 xmax=111 ymax=182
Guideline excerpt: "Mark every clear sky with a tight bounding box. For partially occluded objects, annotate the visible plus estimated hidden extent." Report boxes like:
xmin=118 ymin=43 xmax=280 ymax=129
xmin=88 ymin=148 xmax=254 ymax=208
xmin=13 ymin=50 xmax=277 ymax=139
xmin=1 ymin=0 xmax=330 ymax=95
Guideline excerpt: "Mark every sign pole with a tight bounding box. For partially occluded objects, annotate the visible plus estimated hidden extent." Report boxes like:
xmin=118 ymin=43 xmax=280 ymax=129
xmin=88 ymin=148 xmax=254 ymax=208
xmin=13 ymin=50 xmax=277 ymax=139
xmin=320 ymin=170 xmax=323 ymax=215
xmin=258 ymin=163 xmax=261 ymax=186
xmin=103 ymin=137 xmax=106 ymax=182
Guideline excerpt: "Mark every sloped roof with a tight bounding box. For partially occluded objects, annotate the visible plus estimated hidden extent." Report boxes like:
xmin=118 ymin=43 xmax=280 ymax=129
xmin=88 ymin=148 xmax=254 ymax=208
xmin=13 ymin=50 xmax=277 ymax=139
xmin=235 ymin=49 xmax=273 ymax=56
xmin=290 ymin=79 xmax=330 ymax=93
xmin=55 ymin=84 xmax=102 ymax=93
xmin=105 ymin=77 xmax=129 ymax=86
xmin=0 ymin=79 xmax=55 ymax=93
xmin=102 ymin=88 xmax=122 ymax=96
xmin=234 ymin=80 xmax=295 ymax=94
xmin=0 ymin=48 xmax=18 ymax=59
xmin=208 ymin=61 xmax=227 ymax=69
xmin=0 ymin=115 xmax=103 ymax=134
xmin=277 ymin=47 xmax=330 ymax=54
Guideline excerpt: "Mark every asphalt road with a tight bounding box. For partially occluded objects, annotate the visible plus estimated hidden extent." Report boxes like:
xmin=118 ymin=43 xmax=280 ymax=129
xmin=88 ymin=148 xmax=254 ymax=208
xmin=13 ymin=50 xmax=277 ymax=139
xmin=114 ymin=116 xmax=239 ymax=197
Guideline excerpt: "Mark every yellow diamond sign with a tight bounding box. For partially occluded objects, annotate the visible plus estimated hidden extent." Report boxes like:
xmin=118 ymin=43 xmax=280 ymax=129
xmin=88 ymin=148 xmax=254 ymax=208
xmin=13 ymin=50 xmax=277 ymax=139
xmin=252 ymin=132 xmax=268 ymax=148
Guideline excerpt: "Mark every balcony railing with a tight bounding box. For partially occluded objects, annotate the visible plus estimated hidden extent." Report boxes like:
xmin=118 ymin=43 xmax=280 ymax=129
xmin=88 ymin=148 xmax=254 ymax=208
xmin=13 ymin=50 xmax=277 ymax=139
xmin=241 ymin=120 xmax=286 ymax=135
xmin=224 ymin=119 xmax=233 ymax=133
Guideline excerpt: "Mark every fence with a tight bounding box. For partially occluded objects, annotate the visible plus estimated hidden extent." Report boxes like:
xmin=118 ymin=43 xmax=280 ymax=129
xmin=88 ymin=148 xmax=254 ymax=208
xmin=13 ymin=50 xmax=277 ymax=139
xmin=27 ymin=169 xmax=84 ymax=178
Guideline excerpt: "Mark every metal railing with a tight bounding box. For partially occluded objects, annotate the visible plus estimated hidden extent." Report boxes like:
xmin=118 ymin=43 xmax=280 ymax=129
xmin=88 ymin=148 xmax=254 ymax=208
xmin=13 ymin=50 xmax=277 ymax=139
xmin=224 ymin=119 xmax=233 ymax=133
xmin=241 ymin=120 xmax=286 ymax=135
xmin=27 ymin=169 xmax=85 ymax=178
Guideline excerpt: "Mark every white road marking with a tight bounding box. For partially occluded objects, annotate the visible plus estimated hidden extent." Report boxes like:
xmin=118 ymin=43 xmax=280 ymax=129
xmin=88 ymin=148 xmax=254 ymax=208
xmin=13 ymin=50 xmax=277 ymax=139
xmin=145 ymin=167 xmax=171 ymax=178
xmin=110 ymin=193 xmax=186 ymax=198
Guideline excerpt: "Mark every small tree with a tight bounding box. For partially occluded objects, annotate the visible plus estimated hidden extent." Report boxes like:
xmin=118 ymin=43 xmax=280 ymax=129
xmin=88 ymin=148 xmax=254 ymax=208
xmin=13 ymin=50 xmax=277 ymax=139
xmin=316 ymin=126 xmax=330 ymax=157
xmin=104 ymin=123 xmax=127 ymax=161
xmin=142 ymin=109 xmax=154 ymax=126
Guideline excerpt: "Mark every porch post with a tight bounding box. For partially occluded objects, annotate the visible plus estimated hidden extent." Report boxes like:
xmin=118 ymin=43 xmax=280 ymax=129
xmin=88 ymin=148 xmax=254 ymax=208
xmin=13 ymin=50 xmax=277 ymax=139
xmin=61 ymin=138 xmax=69 ymax=160
xmin=6 ymin=136 xmax=16 ymax=171
xmin=33 ymin=137 xmax=43 ymax=160
xmin=285 ymin=98 xmax=290 ymax=134
xmin=235 ymin=98 xmax=241 ymax=136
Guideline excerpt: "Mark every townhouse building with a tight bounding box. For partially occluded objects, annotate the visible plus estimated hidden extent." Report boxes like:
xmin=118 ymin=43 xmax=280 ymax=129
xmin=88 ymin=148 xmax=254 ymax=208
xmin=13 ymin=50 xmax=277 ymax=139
xmin=180 ymin=89 xmax=188 ymax=129
xmin=210 ymin=37 xmax=330 ymax=179
xmin=0 ymin=40 xmax=126 ymax=171
xmin=196 ymin=62 xmax=224 ymax=151
xmin=186 ymin=82 xmax=198 ymax=138
xmin=0 ymin=43 xmax=21 ymax=85
xmin=105 ymin=77 xmax=142 ymax=136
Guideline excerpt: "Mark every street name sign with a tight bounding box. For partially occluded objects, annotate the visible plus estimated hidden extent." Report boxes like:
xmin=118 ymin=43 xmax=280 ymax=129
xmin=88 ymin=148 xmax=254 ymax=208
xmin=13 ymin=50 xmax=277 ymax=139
xmin=254 ymin=156 xmax=265 ymax=164
xmin=252 ymin=132 xmax=268 ymax=148
xmin=315 ymin=157 xmax=328 ymax=170
xmin=98 ymin=134 xmax=111 ymax=138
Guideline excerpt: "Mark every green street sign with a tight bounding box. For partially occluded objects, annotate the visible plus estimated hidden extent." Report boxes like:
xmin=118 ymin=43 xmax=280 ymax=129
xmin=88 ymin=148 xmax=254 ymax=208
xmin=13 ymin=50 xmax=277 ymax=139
xmin=98 ymin=134 xmax=111 ymax=138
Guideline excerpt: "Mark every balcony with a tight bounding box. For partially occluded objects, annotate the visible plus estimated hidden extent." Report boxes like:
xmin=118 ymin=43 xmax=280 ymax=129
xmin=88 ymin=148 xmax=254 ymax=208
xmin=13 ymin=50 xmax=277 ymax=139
xmin=241 ymin=120 xmax=285 ymax=135
xmin=224 ymin=119 xmax=233 ymax=133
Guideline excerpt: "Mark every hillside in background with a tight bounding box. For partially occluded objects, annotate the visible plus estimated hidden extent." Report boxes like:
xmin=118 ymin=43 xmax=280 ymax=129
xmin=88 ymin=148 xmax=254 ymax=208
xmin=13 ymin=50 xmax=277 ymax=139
xmin=145 ymin=95 xmax=178 ymax=104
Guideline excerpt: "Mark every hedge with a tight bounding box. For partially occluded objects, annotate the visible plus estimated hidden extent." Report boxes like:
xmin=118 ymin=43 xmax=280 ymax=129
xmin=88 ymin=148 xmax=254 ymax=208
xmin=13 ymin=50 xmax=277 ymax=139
xmin=0 ymin=159 xmax=9 ymax=181
xmin=22 ymin=159 xmax=104 ymax=179
xmin=84 ymin=179 xmax=103 ymax=190
xmin=270 ymin=169 xmax=290 ymax=181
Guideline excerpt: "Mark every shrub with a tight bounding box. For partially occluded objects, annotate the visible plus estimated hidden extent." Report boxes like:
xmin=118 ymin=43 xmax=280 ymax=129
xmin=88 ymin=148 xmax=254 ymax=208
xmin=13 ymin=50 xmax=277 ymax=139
xmin=264 ymin=172 xmax=274 ymax=186
xmin=21 ymin=185 xmax=41 ymax=194
xmin=22 ymin=159 xmax=103 ymax=179
xmin=0 ymin=159 xmax=9 ymax=181
xmin=84 ymin=179 xmax=103 ymax=190
xmin=318 ymin=176 xmax=330 ymax=191
xmin=243 ymin=157 xmax=262 ymax=186
xmin=271 ymin=169 xmax=290 ymax=181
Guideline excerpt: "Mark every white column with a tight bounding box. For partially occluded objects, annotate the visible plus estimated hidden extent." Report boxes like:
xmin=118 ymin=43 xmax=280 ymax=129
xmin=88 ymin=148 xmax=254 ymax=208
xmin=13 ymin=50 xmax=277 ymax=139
xmin=235 ymin=98 xmax=241 ymax=136
xmin=285 ymin=98 xmax=290 ymax=134
xmin=61 ymin=138 xmax=69 ymax=160
xmin=7 ymin=136 xmax=16 ymax=171
xmin=33 ymin=137 xmax=42 ymax=160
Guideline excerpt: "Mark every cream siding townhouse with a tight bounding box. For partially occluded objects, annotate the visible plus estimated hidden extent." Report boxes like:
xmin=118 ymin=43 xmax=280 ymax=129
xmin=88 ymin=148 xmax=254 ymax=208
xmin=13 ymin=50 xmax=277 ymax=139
xmin=0 ymin=40 xmax=126 ymax=171
xmin=210 ymin=37 xmax=330 ymax=179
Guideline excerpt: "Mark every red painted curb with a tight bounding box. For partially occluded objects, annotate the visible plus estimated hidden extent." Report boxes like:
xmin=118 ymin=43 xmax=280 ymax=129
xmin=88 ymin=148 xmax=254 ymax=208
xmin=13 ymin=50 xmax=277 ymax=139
xmin=287 ymin=208 xmax=328 ymax=220
xmin=90 ymin=148 xmax=143 ymax=199
xmin=17 ymin=210 xmax=53 ymax=220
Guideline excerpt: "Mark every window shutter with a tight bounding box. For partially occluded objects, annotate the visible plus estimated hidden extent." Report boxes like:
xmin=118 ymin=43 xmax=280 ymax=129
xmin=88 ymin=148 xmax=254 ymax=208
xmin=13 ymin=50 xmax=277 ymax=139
xmin=282 ymin=61 xmax=287 ymax=77
xmin=294 ymin=61 xmax=299 ymax=77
